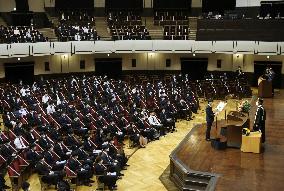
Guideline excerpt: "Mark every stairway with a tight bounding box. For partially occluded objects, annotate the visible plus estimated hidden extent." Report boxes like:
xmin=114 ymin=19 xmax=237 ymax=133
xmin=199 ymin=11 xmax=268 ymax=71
xmin=38 ymin=28 xmax=57 ymax=42
xmin=95 ymin=17 xmax=112 ymax=40
xmin=49 ymin=16 xmax=60 ymax=27
xmin=144 ymin=17 xmax=164 ymax=40
xmin=0 ymin=16 xmax=7 ymax=26
xmin=172 ymin=171 xmax=216 ymax=191
xmin=189 ymin=17 xmax=198 ymax=40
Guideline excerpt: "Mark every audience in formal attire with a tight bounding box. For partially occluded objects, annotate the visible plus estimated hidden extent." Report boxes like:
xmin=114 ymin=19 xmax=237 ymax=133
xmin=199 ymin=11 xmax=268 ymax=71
xmin=0 ymin=25 xmax=48 ymax=44
xmin=0 ymin=72 xmax=251 ymax=190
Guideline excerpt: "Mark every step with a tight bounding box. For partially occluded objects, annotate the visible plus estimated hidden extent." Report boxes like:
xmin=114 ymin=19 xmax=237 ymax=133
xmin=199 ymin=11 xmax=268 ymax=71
xmin=187 ymin=173 xmax=213 ymax=180
xmin=184 ymin=179 xmax=208 ymax=188
xmin=183 ymin=185 xmax=207 ymax=191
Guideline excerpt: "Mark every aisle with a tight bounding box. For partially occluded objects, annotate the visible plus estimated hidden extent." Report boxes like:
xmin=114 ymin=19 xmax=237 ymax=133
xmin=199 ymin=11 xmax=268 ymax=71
xmin=117 ymin=103 xmax=207 ymax=191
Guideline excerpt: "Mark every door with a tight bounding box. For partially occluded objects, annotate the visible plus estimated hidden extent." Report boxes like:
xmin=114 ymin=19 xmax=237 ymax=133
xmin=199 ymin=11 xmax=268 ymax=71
xmin=5 ymin=62 xmax=34 ymax=85
xmin=95 ymin=58 xmax=122 ymax=79
xmin=180 ymin=58 xmax=208 ymax=80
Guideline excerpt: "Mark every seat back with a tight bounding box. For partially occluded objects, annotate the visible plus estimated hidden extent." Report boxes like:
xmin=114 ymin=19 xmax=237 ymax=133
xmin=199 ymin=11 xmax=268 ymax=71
xmin=64 ymin=165 xmax=77 ymax=177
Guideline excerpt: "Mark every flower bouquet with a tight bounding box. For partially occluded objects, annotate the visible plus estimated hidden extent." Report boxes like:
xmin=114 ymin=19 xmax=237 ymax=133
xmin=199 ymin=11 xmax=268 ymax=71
xmin=238 ymin=100 xmax=251 ymax=113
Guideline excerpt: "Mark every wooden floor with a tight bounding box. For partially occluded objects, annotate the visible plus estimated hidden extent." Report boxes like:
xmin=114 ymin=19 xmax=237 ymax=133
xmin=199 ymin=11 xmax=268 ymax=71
xmin=5 ymin=90 xmax=284 ymax=191
xmin=176 ymin=90 xmax=284 ymax=191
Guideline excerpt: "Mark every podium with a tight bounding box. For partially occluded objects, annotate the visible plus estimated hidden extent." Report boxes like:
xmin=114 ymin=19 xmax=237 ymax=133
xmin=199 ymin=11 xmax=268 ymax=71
xmin=241 ymin=132 xmax=262 ymax=153
xmin=258 ymin=79 xmax=272 ymax=98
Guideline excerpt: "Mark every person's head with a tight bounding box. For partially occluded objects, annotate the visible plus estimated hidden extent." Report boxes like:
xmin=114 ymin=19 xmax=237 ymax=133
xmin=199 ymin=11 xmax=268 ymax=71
xmin=256 ymin=98 xmax=263 ymax=106
xmin=208 ymin=99 xmax=213 ymax=106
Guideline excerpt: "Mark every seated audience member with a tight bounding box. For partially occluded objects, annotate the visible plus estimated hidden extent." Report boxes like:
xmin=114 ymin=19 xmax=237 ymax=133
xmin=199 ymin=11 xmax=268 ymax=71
xmin=148 ymin=111 xmax=165 ymax=136
xmin=36 ymin=157 xmax=64 ymax=186
xmin=160 ymin=108 xmax=175 ymax=133
xmin=94 ymin=156 xmax=118 ymax=190
xmin=14 ymin=135 xmax=27 ymax=150
xmin=68 ymin=152 xmax=93 ymax=186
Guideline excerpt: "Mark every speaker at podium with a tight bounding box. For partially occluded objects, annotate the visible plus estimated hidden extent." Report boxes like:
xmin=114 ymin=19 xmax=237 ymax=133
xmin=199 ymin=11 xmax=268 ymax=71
xmin=258 ymin=75 xmax=272 ymax=98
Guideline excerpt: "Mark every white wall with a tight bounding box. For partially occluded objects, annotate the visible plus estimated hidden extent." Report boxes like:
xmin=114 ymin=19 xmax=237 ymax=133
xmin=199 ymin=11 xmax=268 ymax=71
xmin=0 ymin=62 xmax=4 ymax=78
xmin=44 ymin=0 xmax=55 ymax=7
xmin=236 ymin=0 xmax=283 ymax=7
xmin=144 ymin=0 xmax=152 ymax=8
xmin=0 ymin=53 xmax=283 ymax=78
xmin=94 ymin=0 xmax=105 ymax=8
xmin=0 ymin=0 xmax=16 ymax=12
xmin=192 ymin=0 xmax=202 ymax=8
xmin=29 ymin=0 xmax=45 ymax=12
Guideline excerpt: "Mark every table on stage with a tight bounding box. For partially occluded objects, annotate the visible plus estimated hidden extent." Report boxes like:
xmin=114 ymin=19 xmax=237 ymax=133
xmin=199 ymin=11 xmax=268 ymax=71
xmin=241 ymin=131 xmax=262 ymax=153
xmin=210 ymin=101 xmax=250 ymax=148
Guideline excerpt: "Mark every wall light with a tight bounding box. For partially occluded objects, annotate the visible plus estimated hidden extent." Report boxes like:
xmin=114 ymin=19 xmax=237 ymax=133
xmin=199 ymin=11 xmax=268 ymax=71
xmin=267 ymin=55 xmax=270 ymax=59
xmin=17 ymin=58 xmax=20 ymax=61
xmin=193 ymin=53 xmax=196 ymax=57
xmin=61 ymin=54 xmax=68 ymax=59
xmin=107 ymin=54 xmax=110 ymax=57
xmin=13 ymin=8 xmax=16 ymax=11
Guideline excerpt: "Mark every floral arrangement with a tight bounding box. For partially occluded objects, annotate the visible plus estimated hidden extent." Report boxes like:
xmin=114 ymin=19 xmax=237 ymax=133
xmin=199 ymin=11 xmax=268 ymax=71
xmin=238 ymin=100 xmax=251 ymax=113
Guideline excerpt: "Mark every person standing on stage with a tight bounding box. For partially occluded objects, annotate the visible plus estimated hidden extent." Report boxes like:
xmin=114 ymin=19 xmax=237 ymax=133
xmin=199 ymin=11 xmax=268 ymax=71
xmin=205 ymin=100 xmax=215 ymax=141
xmin=253 ymin=98 xmax=266 ymax=143
xmin=266 ymin=67 xmax=275 ymax=96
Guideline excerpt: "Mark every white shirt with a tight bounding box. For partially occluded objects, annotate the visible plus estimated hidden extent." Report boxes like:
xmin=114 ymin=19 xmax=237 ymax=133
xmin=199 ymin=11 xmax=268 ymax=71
xmin=46 ymin=104 xmax=56 ymax=114
xmin=14 ymin=136 xmax=26 ymax=149
xmin=42 ymin=95 xmax=50 ymax=104
xmin=20 ymin=88 xmax=26 ymax=97
xmin=19 ymin=108 xmax=28 ymax=116
xmin=74 ymin=34 xmax=81 ymax=41
xmin=148 ymin=115 xmax=161 ymax=126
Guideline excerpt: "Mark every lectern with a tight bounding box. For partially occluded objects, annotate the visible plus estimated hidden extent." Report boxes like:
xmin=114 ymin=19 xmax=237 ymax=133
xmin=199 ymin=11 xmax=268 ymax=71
xmin=258 ymin=79 xmax=272 ymax=98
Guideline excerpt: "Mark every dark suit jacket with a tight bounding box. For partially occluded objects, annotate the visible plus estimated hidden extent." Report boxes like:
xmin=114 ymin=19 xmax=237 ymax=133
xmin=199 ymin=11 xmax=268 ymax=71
xmin=44 ymin=151 xmax=55 ymax=165
xmin=36 ymin=162 xmax=50 ymax=175
xmin=68 ymin=158 xmax=80 ymax=172
xmin=38 ymin=137 xmax=50 ymax=149
xmin=25 ymin=132 xmax=36 ymax=144
xmin=254 ymin=105 xmax=266 ymax=130
xmin=54 ymin=143 xmax=68 ymax=158
xmin=206 ymin=105 xmax=214 ymax=123
xmin=26 ymin=149 xmax=40 ymax=163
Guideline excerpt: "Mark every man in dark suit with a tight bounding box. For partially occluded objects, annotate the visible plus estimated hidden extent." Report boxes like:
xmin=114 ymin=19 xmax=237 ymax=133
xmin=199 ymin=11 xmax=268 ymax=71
xmin=26 ymin=144 xmax=41 ymax=166
xmin=36 ymin=158 xmax=64 ymax=185
xmin=38 ymin=134 xmax=52 ymax=150
xmin=253 ymin=98 xmax=266 ymax=143
xmin=206 ymin=100 xmax=215 ymax=141
xmin=94 ymin=156 xmax=118 ymax=190
xmin=54 ymin=139 xmax=71 ymax=160
xmin=68 ymin=152 xmax=93 ymax=186
xmin=160 ymin=108 xmax=175 ymax=133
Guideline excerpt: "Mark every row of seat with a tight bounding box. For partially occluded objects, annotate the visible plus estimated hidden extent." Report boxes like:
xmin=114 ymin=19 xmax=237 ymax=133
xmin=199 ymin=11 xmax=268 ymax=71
xmin=108 ymin=12 xmax=151 ymax=41
xmin=0 ymin=25 xmax=48 ymax=44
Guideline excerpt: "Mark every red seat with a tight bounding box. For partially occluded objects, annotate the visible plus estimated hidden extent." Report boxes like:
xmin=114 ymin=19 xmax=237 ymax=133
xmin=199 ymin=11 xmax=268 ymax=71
xmin=18 ymin=155 xmax=29 ymax=167
xmin=11 ymin=158 xmax=21 ymax=173
xmin=8 ymin=130 xmax=16 ymax=140
xmin=64 ymin=165 xmax=77 ymax=177
xmin=7 ymin=165 xmax=20 ymax=177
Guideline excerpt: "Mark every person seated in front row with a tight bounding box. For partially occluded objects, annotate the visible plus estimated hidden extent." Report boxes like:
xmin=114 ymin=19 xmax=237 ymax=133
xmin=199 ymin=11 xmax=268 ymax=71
xmin=94 ymin=156 xmax=118 ymax=190
xmin=160 ymin=108 xmax=176 ymax=133
xmin=148 ymin=111 xmax=165 ymax=136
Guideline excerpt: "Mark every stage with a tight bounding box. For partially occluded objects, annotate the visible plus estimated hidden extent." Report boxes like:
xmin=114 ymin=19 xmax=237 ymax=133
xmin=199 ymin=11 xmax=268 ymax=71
xmin=170 ymin=90 xmax=284 ymax=191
